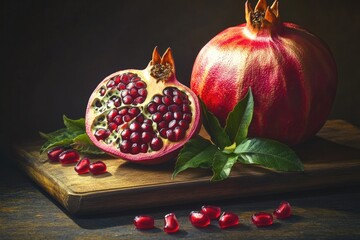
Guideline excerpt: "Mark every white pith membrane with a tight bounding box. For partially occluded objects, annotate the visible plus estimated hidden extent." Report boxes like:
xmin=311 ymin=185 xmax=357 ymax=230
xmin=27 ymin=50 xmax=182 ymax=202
xmin=86 ymin=48 xmax=198 ymax=161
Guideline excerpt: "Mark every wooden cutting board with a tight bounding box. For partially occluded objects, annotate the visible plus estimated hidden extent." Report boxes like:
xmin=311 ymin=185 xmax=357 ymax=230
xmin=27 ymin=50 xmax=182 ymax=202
xmin=13 ymin=120 xmax=360 ymax=216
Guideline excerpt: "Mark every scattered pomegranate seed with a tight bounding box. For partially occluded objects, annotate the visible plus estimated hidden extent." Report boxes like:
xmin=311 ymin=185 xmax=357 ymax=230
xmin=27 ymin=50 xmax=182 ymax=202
xmin=74 ymin=158 xmax=90 ymax=174
xmin=47 ymin=146 xmax=66 ymax=162
xmin=164 ymin=213 xmax=179 ymax=234
xmin=251 ymin=212 xmax=273 ymax=227
xmin=133 ymin=215 xmax=155 ymax=230
xmin=89 ymin=161 xmax=107 ymax=175
xmin=189 ymin=211 xmax=210 ymax=228
xmin=274 ymin=201 xmax=292 ymax=219
xmin=58 ymin=149 xmax=80 ymax=164
xmin=218 ymin=212 xmax=239 ymax=229
xmin=201 ymin=205 xmax=222 ymax=219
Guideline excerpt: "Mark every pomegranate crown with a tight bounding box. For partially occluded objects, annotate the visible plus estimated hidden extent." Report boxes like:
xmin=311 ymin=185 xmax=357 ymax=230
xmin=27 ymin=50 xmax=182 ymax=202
xmin=245 ymin=0 xmax=279 ymax=32
xmin=150 ymin=47 xmax=175 ymax=82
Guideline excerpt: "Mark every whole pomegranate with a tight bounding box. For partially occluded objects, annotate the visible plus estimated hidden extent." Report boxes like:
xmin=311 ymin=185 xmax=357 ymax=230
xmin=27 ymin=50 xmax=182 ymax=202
xmin=86 ymin=47 xmax=200 ymax=164
xmin=191 ymin=0 xmax=337 ymax=145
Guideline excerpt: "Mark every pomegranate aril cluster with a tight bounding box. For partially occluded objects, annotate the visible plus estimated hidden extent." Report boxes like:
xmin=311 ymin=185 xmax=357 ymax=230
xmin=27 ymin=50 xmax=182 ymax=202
xmin=47 ymin=146 xmax=107 ymax=175
xmin=147 ymin=87 xmax=192 ymax=142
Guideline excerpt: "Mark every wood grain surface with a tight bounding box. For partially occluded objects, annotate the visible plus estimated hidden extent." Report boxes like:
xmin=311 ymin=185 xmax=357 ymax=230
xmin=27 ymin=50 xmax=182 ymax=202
xmin=13 ymin=120 xmax=360 ymax=215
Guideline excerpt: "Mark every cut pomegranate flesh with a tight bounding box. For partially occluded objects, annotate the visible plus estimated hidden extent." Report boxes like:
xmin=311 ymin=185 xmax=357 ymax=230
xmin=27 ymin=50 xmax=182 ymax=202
xmin=189 ymin=211 xmax=210 ymax=228
xmin=74 ymin=158 xmax=90 ymax=174
xmin=164 ymin=213 xmax=179 ymax=233
xmin=218 ymin=212 xmax=239 ymax=229
xmin=85 ymin=47 xmax=201 ymax=164
xmin=58 ymin=149 xmax=80 ymax=164
xmin=47 ymin=146 xmax=66 ymax=162
xmin=201 ymin=205 xmax=222 ymax=219
xmin=274 ymin=201 xmax=292 ymax=219
xmin=133 ymin=215 xmax=155 ymax=230
xmin=89 ymin=161 xmax=107 ymax=175
xmin=251 ymin=212 xmax=273 ymax=227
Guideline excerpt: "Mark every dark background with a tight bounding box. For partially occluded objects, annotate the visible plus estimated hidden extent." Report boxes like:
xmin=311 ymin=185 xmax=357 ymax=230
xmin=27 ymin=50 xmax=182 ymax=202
xmin=2 ymin=0 xmax=360 ymax=159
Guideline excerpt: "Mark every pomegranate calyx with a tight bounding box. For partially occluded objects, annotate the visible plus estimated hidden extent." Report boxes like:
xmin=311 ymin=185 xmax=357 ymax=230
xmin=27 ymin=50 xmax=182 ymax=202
xmin=150 ymin=47 xmax=175 ymax=82
xmin=245 ymin=0 xmax=279 ymax=33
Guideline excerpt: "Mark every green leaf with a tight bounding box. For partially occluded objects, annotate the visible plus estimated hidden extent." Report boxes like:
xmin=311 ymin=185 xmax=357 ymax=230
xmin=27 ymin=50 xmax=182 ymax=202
xmin=40 ymin=137 xmax=73 ymax=153
xmin=63 ymin=115 xmax=85 ymax=131
xmin=211 ymin=152 xmax=238 ymax=181
xmin=172 ymin=136 xmax=219 ymax=178
xmin=235 ymin=138 xmax=304 ymax=172
xmin=199 ymin=98 xmax=231 ymax=150
xmin=225 ymin=88 xmax=254 ymax=145
xmin=72 ymin=134 xmax=106 ymax=155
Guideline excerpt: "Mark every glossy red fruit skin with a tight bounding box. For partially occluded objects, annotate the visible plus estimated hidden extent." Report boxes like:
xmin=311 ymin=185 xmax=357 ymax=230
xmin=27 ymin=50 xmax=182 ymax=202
xmin=164 ymin=213 xmax=179 ymax=234
xmin=85 ymin=47 xmax=201 ymax=164
xmin=74 ymin=158 xmax=90 ymax=174
xmin=58 ymin=149 xmax=80 ymax=164
xmin=133 ymin=215 xmax=155 ymax=230
xmin=218 ymin=212 xmax=239 ymax=229
xmin=201 ymin=205 xmax=222 ymax=219
xmin=89 ymin=161 xmax=107 ymax=175
xmin=190 ymin=0 xmax=337 ymax=145
xmin=251 ymin=212 xmax=273 ymax=227
xmin=274 ymin=201 xmax=292 ymax=219
xmin=189 ymin=211 xmax=210 ymax=228
xmin=47 ymin=146 xmax=66 ymax=162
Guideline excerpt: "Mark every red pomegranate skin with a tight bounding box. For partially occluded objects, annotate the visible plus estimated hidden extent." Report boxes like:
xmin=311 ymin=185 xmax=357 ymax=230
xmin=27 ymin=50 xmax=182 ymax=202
xmin=190 ymin=0 xmax=337 ymax=145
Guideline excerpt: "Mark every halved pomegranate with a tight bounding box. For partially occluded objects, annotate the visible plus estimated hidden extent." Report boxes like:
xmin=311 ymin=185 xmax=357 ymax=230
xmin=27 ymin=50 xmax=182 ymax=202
xmin=85 ymin=47 xmax=201 ymax=164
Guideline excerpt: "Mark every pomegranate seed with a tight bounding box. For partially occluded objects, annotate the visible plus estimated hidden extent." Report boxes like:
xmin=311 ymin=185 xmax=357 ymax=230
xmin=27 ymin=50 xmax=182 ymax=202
xmin=113 ymin=98 xmax=121 ymax=107
xmin=114 ymin=75 xmax=121 ymax=84
xmin=168 ymin=120 xmax=178 ymax=129
xmin=163 ymin=112 xmax=172 ymax=122
xmin=141 ymin=132 xmax=152 ymax=143
xmin=218 ymin=212 xmax=239 ymax=229
xmin=251 ymin=212 xmax=273 ymax=227
xmin=173 ymin=111 xmax=182 ymax=120
xmin=150 ymin=137 xmax=163 ymax=151
xmin=163 ymin=88 xmax=173 ymax=96
xmin=129 ymin=88 xmax=139 ymax=98
xmin=47 ymin=146 xmax=66 ymax=162
xmin=173 ymin=95 xmax=182 ymax=105
xmin=179 ymin=120 xmax=189 ymax=130
xmin=120 ymin=140 xmax=131 ymax=153
xmin=157 ymin=121 xmax=167 ymax=130
xmin=201 ymin=205 xmax=222 ymax=219
xmin=159 ymin=129 xmax=167 ymax=138
xmin=168 ymin=104 xmax=180 ymax=112
xmin=157 ymin=104 xmax=167 ymax=113
xmin=140 ymin=144 xmax=148 ymax=153
xmin=128 ymin=107 xmax=140 ymax=117
xmin=166 ymin=130 xmax=175 ymax=141
xmin=75 ymin=158 xmax=90 ymax=174
xmin=117 ymin=83 xmax=126 ymax=90
xmin=94 ymin=128 xmax=110 ymax=141
xmin=113 ymin=115 xmax=123 ymax=125
xmin=136 ymin=114 xmax=145 ymax=123
xmin=183 ymin=113 xmax=192 ymax=122
xmin=131 ymin=76 xmax=140 ymax=82
xmin=141 ymin=123 xmax=152 ymax=132
xmin=108 ymin=122 xmax=118 ymax=132
xmin=99 ymin=87 xmax=106 ymax=96
xmin=274 ymin=201 xmax=292 ymax=219
xmin=58 ymin=149 xmax=80 ymax=164
xmin=153 ymin=95 xmax=162 ymax=104
xmin=121 ymin=74 xmax=130 ymax=84
xmin=189 ymin=211 xmax=210 ymax=228
xmin=134 ymin=96 xmax=145 ymax=104
xmin=174 ymin=127 xmax=185 ymax=141
xmin=134 ymin=215 xmax=154 ymax=230
xmin=182 ymin=104 xmax=191 ymax=113
xmin=89 ymin=161 xmax=107 ymax=175
xmin=138 ymin=88 xmax=147 ymax=97
xmin=130 ymin=132 xmax=141 ymax=143
xmin=131 ymin=143 xmax=141 ymax=154
xmin=164 ymin=213 xmax=179 ymax=234
xmin=135 ymin=81 xmax=146 ymax=88
xmin=121 ymin=89 xmax=129 ymax=97
xmin=126 ymin=82 xmax=136 ymax=90
xmin=162 ymin=96 xmax=173 ymax=105
xmin=123 ymin=95 xmax=133 ymax=104
xmin=107 ymin=109 xmax=118 ymax=122
xmin=119 ymin=108 xmax=128 ymax=115
xmin=123 ymin=114 xmax=132 ymax=122
xmin=129 ymin=122 xmax=141 ymax=131
xmin=106 ymin=79 xmax=115 ymax=88
xmin=152 ymin=112 xmax=162 ymax=123
xmin=143 ymin=119 xmax=153 ymax=125
xmin=147 ymin=102 xmax=157 ymax=114
xmin=121 ymin=129 xmax=131 ymax=140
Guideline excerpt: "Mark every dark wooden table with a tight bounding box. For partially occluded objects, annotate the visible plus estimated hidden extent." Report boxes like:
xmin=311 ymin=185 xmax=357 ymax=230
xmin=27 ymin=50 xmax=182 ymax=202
xmin=1 ymin=160 xmax=360 ymax=240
